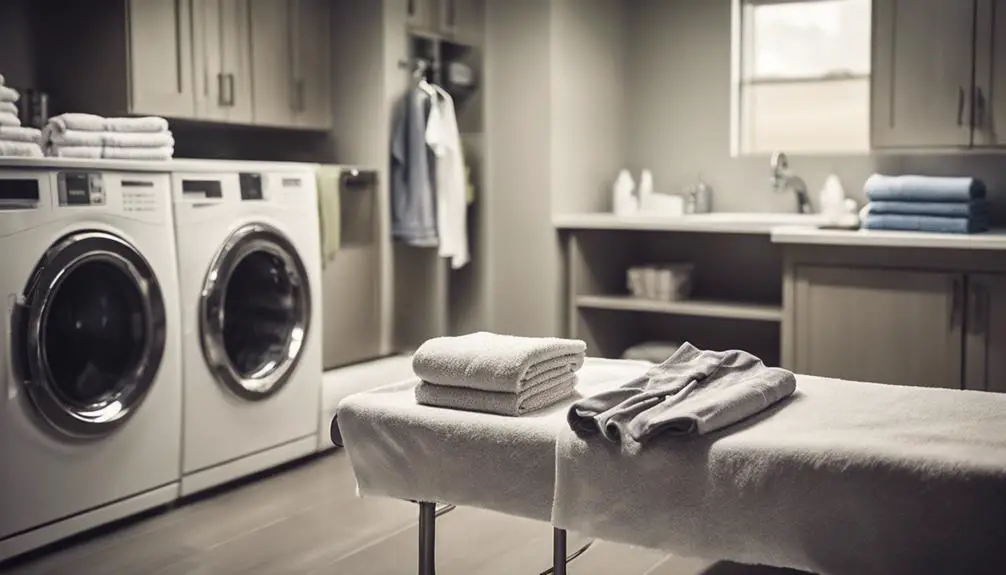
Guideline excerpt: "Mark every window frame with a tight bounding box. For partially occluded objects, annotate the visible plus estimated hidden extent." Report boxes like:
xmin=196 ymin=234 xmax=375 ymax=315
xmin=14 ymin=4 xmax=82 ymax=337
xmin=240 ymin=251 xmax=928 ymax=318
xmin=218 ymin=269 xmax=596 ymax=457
xmin=729 ymin=0 xmax=873 ymax=157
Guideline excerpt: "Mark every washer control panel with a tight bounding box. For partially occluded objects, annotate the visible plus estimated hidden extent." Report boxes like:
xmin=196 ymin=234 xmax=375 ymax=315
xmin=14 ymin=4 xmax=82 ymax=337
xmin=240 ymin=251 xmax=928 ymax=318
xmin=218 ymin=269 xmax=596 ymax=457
xmin=57 ymin=171 xmax=105 ymax=207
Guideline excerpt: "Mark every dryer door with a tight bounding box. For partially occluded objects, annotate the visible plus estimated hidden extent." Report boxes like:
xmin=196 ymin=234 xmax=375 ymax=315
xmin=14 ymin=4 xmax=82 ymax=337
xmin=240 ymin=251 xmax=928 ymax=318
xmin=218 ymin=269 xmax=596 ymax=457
xmin=12 ymin=231 xmax=167 ymax=439
xmin=200 ymin=223 xmax=312 ymax=400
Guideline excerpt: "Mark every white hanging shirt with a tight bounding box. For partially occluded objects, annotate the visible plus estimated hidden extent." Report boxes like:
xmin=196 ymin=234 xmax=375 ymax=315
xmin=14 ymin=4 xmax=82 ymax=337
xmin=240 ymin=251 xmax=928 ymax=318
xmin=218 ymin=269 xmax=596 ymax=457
xmin=425 ymin=86 xmax=470 ymax=269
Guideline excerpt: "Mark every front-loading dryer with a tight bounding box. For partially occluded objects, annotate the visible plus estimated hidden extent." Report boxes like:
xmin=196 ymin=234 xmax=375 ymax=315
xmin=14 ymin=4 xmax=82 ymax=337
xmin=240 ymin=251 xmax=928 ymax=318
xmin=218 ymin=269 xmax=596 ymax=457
xmin=0 ymin=159 xmax=182 ymax=562
xmin=171 ymin=160 xmax=322 ymax=497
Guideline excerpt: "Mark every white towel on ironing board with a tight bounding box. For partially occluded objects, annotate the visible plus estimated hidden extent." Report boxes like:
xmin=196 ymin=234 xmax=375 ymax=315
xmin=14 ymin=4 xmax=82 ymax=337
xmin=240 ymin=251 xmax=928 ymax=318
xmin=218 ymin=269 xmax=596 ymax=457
xmin=0 ymin=85 xmax=19 ymax=104
xmin=0 ymin=112 xmax=20 ymax=127
xmin=0 ymin=126 xmax=42 ymax=144
xmin=0 ymin=140 xmax=43 ymax=158
xmin=47 ymin=113 xmax=170 ymax=134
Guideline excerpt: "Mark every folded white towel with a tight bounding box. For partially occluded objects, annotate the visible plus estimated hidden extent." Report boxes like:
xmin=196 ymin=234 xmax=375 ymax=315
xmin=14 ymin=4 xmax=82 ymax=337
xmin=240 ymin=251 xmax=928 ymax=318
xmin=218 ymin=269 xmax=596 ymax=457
xmin=47 ymin=145 xmax=102 ymax=159
xmin=0 ymin=85 xmax=19 ymax=104
xmin=414 ymin=372 xmax=578 ymax=416
xmin=102 ymin=146 xmax=174 ymax=160
xmin=0 ymin=126 xmax=42 ymax=144
xmin=412 ymin=332 xmax=588 ymax=394
xmin=0 ymin=102 xmax=17 ymax=116
xmin=46 ymin=145 xmax=174 ymax=161
xmin=0 ymin=140 xmax=43 ymax=158
xmin=0 ymin=112 xmax=20 ymax=127
xmin=104 ymin=131 xmax=175 ymax=148
xmin=47 ymin=113 xmax=169 ymax=134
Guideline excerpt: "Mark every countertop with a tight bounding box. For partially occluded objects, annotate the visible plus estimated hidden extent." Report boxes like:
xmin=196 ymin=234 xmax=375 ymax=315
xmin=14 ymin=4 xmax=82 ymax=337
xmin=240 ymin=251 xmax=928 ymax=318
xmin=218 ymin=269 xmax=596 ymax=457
xmin=554 ymin=212 xmax=1006 ymax=251
xmin=770 ymin=226 xmax=1006 ymax=251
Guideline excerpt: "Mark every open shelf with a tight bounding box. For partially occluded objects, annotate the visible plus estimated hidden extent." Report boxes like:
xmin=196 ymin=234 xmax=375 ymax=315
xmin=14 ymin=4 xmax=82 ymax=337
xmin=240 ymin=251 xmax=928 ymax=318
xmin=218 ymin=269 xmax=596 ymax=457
xmin=576 ymin=295 xmax=783 ymax=322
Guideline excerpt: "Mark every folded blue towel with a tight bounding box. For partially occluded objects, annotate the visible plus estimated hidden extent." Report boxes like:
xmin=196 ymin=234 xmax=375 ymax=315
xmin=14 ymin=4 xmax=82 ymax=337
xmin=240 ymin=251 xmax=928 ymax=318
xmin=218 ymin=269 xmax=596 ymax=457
xmin=864 ymin=213 xmax=990 ymax=234
xmin=864 ymin=174 xmax=986 ymax=202
xmin=868 ymin=199 xmax=989 ymax=218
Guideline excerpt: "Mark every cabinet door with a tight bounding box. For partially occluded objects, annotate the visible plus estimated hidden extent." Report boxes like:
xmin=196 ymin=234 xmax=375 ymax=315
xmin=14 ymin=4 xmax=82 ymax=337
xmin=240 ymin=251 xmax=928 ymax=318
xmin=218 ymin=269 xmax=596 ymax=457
xmin=964 ymin=274 xmax=1006 ymax=393
xmin=441 ymin=0 xmax=484 ymax=42
xmin=294 ymin=0 xmax=333 ymax=128
xmin=220 ymin=0 xmax=254 ymax=123
xmin=407 ymin=0 xmax=440 ymax=31
xmin=871 ymin=0 xmax=977 ymax=148
xmin=250 ymin=0 xmax=296 ymax=126
xmin=193 ymin=0 xmax=227 ymax=121
xmin=973 ymin=0 xmax=1006 ymax=146
xmin=794 ymin=266 xmax=964 ymax=389
xmin=128 ymin=0 xmax=196 ymax=117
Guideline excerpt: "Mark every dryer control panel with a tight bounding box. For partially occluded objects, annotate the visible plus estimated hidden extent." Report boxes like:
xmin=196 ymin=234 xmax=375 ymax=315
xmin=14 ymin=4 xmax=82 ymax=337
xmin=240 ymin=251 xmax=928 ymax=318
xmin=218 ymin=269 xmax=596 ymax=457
xmin=57 ymin=171 xmax=105 ymax=207
xmin=239 ymin=172 xmax=263 ymax=201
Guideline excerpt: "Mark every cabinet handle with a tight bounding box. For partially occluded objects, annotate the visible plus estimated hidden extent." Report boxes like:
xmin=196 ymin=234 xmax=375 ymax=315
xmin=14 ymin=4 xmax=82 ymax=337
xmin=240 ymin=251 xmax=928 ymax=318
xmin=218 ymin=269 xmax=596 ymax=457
xmin=950 ymin=277 xmax=963 ymax=327
xmin=408 ymin=0 xmax=415 ymax=17
xmin=957 ymin=86 xmax=966 ymax=126
xmin=174 ymin=0 xmax=184 ymax=94
xmin=217 ymin=73 xmax=227 ymax=106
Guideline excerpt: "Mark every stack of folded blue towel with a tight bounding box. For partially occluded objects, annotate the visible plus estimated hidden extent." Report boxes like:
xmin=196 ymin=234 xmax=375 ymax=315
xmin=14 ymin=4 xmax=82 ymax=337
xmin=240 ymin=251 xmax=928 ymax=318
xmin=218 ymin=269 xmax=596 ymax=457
xmin=863 ymin=174 xmax=990 ymax=234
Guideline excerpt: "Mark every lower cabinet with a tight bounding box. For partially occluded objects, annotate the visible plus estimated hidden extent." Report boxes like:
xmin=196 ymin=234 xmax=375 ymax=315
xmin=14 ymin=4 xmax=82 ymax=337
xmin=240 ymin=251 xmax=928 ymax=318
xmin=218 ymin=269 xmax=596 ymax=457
xmin=964 ymin=274 xmax=1006 ymax=393
xmin=793 ymin=266 xmax=964 ymax=390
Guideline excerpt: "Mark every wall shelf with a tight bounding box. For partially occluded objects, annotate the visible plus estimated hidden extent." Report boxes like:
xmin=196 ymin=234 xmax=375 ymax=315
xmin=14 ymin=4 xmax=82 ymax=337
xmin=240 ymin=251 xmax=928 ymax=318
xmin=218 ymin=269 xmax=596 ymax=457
xmin=576 ymin=295 xmax=783 ymax=322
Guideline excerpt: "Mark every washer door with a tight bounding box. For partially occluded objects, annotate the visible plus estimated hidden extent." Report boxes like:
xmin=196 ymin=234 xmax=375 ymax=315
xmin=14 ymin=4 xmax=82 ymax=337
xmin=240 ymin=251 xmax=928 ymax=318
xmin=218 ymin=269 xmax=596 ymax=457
xmin=12 ymin=231 xmax=167 ymax=439
xmin=200 ymin=223 xmax=311 ymax=401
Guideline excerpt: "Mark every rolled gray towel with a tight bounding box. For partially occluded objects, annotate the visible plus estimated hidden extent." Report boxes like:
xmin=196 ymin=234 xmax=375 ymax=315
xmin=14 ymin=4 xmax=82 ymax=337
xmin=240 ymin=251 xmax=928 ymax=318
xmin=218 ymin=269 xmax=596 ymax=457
xmin=569 ymin=342 xmax=796 ymax=448
xmin=412 ymin=331 xmax=587 ymax=393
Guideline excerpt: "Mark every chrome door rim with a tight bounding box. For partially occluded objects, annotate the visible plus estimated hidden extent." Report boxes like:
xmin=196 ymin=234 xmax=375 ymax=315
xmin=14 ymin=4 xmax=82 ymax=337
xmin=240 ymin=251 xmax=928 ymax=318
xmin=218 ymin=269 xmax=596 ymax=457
xmin=199 ymin=223 xmax=311 ymax=401
xmin=13 ymin=231 xmax=167 ymax=439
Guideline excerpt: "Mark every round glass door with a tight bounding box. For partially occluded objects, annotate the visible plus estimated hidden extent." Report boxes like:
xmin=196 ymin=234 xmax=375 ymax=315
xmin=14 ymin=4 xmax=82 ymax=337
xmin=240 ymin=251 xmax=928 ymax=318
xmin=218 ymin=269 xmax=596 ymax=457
xmin=200 ymin=223 xmax=311 ymax=400
xmin=12 ymin=231 xmax=167 ymax=438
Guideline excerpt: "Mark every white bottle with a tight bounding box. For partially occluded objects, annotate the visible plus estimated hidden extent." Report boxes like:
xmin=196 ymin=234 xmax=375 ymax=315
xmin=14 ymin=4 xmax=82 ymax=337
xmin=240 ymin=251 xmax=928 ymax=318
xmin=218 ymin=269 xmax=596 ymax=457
xmin=612 ymin=169 xmax=638 ymax=216
xmin=819 ymin=174 xmax=846 ymax=217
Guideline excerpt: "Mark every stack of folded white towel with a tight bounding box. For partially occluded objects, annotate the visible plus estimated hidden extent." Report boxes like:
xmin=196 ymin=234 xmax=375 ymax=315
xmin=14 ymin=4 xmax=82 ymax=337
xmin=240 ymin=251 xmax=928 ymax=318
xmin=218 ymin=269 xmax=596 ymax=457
xmin=42 ymin=113 xmax=174 ymax=161
xmin=412 ymin=331 xmax=588 ymax=417
xmin=0 ymin=74 xmax=44 ymax=158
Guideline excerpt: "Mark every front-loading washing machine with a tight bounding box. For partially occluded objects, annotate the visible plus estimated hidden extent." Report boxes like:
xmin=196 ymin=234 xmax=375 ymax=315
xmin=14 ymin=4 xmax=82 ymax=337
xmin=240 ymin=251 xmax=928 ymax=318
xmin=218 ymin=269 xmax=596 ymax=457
xmin=0 ymin=159 xmax=182 ymax=562
xmin=171 ymin=160 xmax=322 ymax=497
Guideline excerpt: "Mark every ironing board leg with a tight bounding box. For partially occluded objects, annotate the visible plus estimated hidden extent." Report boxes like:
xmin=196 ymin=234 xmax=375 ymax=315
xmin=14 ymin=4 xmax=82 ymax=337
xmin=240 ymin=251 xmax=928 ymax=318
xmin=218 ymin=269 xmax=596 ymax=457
xmin=418 ymin=501 xmax=437 ymax=575
xmin=553 ymin=528 xmax=567 ymax=575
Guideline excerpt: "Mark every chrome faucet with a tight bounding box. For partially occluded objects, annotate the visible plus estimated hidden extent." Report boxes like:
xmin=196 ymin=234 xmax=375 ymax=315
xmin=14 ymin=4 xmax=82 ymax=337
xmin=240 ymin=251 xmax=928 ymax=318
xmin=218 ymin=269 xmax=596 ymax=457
xmin=769 ymin=151 xmax=813 ymax=214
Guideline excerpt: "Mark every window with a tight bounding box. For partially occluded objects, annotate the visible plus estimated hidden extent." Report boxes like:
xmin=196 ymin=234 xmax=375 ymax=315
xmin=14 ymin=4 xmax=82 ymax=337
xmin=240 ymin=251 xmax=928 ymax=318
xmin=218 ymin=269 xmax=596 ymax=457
xmin=732 ymin=0 xmax=872 ymax=155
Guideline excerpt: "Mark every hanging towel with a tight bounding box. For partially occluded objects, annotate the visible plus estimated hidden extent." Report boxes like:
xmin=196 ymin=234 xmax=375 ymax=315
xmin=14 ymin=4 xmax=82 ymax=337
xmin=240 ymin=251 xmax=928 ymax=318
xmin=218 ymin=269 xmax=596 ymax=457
xmin=0 ymin=112 xmax=20 ymax=127
xmin=864 ymin=213 xmax=990 ymax=234
xmin=864 ymin=174 xmax=986 ymax=202
xmin=390 ymin=85 xmax=439 ymax=247
xmin=415 ymin=371 xmax=577 ymax=417
xmin=0 ymin=126 xmax=42 ymax=144
xmin=568 ymin=342 xmax=796 ymax=450
xmin=412 ymin=331 xmax=587 ymax=393
xmin=0 ymin=140 xmax=44 ymax=158
xmin=47 ymin=113 xmax=170 ymax=134
xmin=426 ymin=85 xmax=470 ymax=269
xmin=868 ymin=199 xmax=989 ymax=218
xmin=0 ymin=85 xmax=19 ymax=103
xmin=315 ymin=165 xmax=342 ymax=268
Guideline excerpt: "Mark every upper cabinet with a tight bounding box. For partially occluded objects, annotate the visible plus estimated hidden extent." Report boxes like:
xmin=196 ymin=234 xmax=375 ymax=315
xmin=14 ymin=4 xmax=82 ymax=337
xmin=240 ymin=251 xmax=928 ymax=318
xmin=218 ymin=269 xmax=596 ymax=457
xmin=871 ymin=0 xmax=1006 ymax=149
xmin=128 ymin=0 xmax=196 ymax=117
xmin=39 ymin=0 xmax=332 ymax=130
xmin=408 ymin=0 xmax=484 ymax=44
xmin=193 ymin=0 xmax=254 ymax=124
xmin=871 ymin=0 xmax=977 ymax=148
xmin=249 ymin=0 xmax=333 ymax=129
